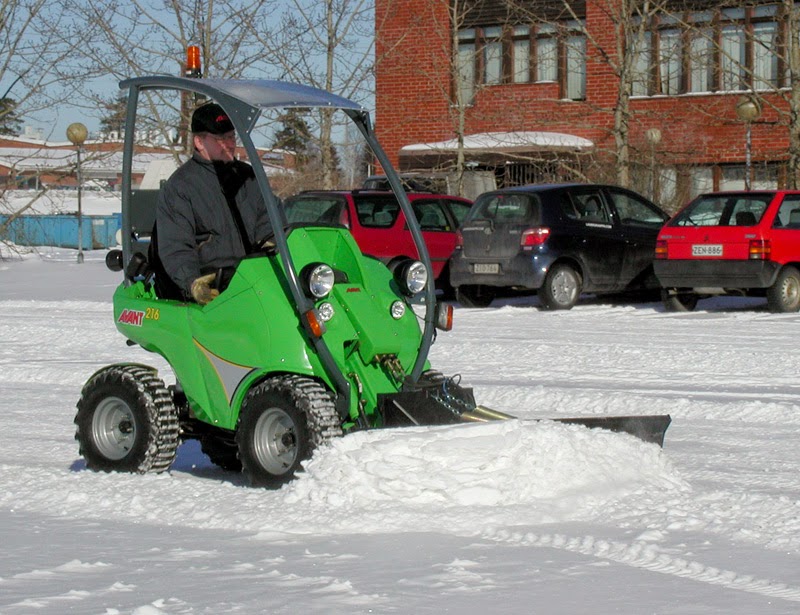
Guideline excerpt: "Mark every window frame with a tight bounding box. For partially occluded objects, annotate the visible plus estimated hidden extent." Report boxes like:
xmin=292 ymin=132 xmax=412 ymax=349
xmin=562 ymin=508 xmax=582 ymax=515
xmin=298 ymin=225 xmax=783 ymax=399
xmin=454 ymin=19 xmax=586 ymax=102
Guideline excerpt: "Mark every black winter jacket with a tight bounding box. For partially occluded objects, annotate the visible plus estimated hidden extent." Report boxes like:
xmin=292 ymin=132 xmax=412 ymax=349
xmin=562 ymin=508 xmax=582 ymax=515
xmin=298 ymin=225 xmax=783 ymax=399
xmin=156 ymin=154 xmax=272 ymax=297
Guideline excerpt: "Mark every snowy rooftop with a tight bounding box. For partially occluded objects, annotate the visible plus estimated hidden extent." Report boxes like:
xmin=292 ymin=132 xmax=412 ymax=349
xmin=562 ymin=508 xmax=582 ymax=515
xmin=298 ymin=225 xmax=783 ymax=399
xmin=401 ymin=131 xmax=595 ymax=154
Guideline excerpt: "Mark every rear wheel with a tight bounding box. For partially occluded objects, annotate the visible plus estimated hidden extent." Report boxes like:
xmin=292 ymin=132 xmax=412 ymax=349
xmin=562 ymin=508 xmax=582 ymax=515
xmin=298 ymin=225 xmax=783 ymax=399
xmin=74 ymin=365 xmax=179 ymax=474
xmin=767 ymin=266 xmax=800 ymax=313
xmin=661 ymin=289 xmax=698 ymax=312
xmin=455 ymin=284 xmax=496 ymax=308
xmin=236 ymin=375 xmax=341 ymax=488
xmin=540 ymin=264 xmax=582 ymax=310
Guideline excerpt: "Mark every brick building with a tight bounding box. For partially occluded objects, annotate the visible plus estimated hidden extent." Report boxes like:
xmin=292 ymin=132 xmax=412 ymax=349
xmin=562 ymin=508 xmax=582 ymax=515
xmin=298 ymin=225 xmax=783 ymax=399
xmin=375 ymin=0 xmax=796 ymax=210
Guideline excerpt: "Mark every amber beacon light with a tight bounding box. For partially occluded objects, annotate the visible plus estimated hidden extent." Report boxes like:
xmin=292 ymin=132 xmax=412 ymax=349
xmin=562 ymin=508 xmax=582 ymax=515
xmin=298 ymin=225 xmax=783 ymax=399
xmin=186 ymin=45 xmax=202 ymax=78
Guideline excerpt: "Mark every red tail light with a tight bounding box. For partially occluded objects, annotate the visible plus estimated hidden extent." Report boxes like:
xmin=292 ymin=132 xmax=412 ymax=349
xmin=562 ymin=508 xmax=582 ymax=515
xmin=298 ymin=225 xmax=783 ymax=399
xmin=749 ymin=239 xmax=771 ymax=260
xmin=655 ymin=239 xmax=668 ymax=259
xmin=455 ymin=230 xmax=464 ymax=248
xmin=520 ymin=227 xmax=550 ymax=249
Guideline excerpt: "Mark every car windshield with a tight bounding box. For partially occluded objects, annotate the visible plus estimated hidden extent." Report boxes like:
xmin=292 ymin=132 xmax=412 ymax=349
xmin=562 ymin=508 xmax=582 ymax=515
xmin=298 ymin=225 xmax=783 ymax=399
xmin=670 ymin=194 xmax=772 ymax=227
xmin=283 ymin=195 xmax=345 ymax=225
xmin=467 ymin=192 xmax=541 ymax=224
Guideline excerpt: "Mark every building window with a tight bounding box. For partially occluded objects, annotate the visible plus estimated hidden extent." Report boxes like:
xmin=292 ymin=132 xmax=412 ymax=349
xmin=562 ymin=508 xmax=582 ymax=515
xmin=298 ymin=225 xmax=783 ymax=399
xmin=455 ymin=20 xmax=586 ymax=101
xmin=658 ymin=26 xmax=682 ymax=95
xmin=565 ymin=30 xmax=586 ymax=100
xmin=536 ymin=24 xmax=558 ymax=82
xmin=482 ymin=26 xmax=504 ymax=85
xmin=635 ymin=4 xmax=783 ymax=97
xmin=513 ymin=26 xmax=531 ymax=83
xmin=456 ymin=28 xmax=476 ymax=105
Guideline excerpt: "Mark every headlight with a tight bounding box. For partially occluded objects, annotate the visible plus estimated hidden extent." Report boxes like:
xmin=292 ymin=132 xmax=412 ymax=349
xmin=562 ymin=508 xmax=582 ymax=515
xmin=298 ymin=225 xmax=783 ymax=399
xmin=392 ymin=259 xmax=428 ymax=296
xmin=318 ymin=302 xmax=335 ymax=321
xmin=390 ymin=300 xmax=406 ymax=319
xmin=302 ymin=263 xmax=335 ymax=298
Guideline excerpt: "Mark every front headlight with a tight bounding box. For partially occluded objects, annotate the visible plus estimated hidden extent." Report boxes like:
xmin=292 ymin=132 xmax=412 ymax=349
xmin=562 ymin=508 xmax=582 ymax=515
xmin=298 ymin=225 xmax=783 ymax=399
xmin=302 ymin=263 xmax=335 ymax=298
xmin=393 ymin=259 xmax=428 ymax=296
xmin=390 ymin=300 xmax=406 ymax=319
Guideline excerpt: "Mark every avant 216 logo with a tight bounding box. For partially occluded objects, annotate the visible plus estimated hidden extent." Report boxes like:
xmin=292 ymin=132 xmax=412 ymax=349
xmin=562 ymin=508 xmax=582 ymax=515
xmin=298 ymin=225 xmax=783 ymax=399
xmin=117 ymin=308 xmax=160 ymax=327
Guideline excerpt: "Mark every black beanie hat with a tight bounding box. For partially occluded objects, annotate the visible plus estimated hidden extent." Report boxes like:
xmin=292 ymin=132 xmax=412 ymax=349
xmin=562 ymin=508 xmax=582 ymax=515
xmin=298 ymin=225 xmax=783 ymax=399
xmin=191 ymin=103 xmax=234 ymax=135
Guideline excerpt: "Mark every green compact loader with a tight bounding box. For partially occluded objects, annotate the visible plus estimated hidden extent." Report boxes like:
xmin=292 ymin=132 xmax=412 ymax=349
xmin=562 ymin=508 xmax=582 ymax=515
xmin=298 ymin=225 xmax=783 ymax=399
xmin=75 ymin=76 xmax=670 ymax=488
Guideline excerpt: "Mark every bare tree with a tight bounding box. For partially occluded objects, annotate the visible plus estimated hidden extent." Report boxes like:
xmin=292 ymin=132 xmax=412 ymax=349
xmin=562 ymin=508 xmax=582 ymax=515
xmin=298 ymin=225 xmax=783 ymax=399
xmin=59 ymin=0 xmax=280 ymax=149
xmin=780 ymin=0 xmax=800 ymax=187
xmin=250 ymin=0 xmax=374 ymax=189
xmin=0 ymin=0 xmax=86 ymax=254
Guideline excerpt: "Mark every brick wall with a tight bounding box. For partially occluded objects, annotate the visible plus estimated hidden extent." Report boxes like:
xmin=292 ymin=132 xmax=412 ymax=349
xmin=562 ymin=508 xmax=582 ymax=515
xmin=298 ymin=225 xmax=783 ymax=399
xmin=374 ymin=0 xmax=790 ymax=178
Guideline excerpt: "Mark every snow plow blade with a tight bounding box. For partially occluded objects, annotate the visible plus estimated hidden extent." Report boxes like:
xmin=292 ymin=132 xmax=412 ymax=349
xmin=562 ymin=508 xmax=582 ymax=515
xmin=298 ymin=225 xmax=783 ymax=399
xmin=379 ymin=387 xmax=671 ymax=447
xmin=551 ymin=414 xmax=671 ymax=447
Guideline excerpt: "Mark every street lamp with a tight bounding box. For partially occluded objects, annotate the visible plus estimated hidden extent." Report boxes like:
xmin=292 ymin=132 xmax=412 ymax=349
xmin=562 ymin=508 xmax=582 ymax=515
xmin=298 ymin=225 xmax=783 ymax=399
xmin=735 ymin=96 xmax=762 ymax=191
xmin=66 ymin=122 xmax=88 ymax=263
xmin=645 ymin=127 xmax=662 ymax=202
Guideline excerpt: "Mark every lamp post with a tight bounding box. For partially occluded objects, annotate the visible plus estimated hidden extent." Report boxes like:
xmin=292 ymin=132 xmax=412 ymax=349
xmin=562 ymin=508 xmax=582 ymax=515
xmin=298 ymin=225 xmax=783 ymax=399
xmin=645 ymin=127 xmax=662 ymax=202
xmin=735 ymin=96 xmax=762 ymax=191
xmin=66 ymin=122 xmax=88 ymax=263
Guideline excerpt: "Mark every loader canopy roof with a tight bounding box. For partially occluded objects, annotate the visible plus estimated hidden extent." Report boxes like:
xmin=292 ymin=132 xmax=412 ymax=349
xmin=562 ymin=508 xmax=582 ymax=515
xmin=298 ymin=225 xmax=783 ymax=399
xmin=119 ymin=76 xmax=365 ymax=113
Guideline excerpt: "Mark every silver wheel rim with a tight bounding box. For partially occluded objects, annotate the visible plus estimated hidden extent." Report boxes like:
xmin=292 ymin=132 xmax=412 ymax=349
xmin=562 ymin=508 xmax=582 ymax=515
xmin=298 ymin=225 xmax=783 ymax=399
xmin=253 ymin=407 xmax=298 ymax=474
xmin=551 ymin=270 xmax=578 ymax=305
xmin=92 ymin=396 xmax=136 ymax=460
xmin=782 ymin=276 xmax=800 ymax=307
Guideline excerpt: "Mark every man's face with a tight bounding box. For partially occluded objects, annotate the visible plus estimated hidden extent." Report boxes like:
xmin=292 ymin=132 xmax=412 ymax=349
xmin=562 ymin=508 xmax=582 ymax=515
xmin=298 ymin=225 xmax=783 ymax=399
xmin=194 ymin=131 xmax=237 ymax=162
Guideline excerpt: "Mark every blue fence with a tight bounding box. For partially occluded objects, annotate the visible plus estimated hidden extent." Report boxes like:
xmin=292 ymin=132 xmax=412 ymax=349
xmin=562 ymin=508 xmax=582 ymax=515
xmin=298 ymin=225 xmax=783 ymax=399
xmin=0 ymin=213 xmax=121 ymax=249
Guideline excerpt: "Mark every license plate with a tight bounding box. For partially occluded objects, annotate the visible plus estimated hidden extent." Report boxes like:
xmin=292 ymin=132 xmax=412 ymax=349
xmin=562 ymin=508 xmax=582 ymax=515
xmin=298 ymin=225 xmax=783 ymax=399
xmin=692 ymin=244 xmax=723 ymax=257
xmin=474 ymin=263 xmax=499 ymax=274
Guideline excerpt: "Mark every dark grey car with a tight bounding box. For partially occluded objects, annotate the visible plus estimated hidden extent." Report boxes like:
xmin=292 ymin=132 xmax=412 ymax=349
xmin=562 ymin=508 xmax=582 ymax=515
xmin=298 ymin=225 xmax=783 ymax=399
xmin=449 ymin=184 xmax=669 ymax=309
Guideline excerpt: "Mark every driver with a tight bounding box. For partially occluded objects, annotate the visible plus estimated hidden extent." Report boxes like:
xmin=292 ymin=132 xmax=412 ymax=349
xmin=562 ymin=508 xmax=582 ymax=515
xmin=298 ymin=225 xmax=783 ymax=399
xmin=155 ymin=102 xmax=273 ymax=304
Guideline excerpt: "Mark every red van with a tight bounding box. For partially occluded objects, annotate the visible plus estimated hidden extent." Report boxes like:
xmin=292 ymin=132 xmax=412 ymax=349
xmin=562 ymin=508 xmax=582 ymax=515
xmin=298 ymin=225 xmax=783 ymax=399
xmin=654 ymin=190 xmax=800 ymax=312
xmin=283 ymin=190 xmax=473 ymax=292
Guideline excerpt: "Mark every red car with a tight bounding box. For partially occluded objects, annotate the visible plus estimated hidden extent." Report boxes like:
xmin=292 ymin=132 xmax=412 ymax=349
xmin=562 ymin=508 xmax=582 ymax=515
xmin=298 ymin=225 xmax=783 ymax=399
xmin=654 ymin=190 xmax=800 ymax=312
xmin=283 ymin=190 xmax=473 ymax=291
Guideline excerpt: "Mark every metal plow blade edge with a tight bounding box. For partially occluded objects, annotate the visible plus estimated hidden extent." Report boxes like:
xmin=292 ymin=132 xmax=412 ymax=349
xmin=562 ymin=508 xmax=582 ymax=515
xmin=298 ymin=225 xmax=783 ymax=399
xmin=380 ymin=389 xmax=671 ymax=448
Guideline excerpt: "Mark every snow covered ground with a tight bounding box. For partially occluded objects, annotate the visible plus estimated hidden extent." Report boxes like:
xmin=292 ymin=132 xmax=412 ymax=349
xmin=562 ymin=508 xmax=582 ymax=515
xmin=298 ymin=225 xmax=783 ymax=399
xmin=2 ymin=247 xmax=800 ymax=614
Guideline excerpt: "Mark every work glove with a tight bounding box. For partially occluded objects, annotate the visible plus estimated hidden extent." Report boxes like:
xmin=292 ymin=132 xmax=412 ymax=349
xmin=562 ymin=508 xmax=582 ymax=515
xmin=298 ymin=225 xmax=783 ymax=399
xmin=190 ymin=273 xmax=219 ymax=305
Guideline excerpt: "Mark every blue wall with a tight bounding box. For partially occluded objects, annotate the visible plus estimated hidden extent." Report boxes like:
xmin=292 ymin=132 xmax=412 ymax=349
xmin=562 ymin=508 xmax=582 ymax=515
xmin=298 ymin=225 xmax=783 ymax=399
xmin=0 ymin=214 xmax=121 ymax=249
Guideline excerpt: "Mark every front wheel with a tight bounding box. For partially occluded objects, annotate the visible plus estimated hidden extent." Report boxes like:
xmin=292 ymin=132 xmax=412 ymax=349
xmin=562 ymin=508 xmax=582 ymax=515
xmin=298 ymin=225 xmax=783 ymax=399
xmin=767 ymin=266 xmax=800 ymax=313
xmin=74 ymin=364 xmax=179 ymax=474
xmin=236 ymin=375 xmax=341 ymax=488
xmin=661 ymin=289 xmax=698 ymax=312
xmin=455 ymin=284 xmax=496 ymax=308
xmin=539 ymin=264 xmax=582 ymax=310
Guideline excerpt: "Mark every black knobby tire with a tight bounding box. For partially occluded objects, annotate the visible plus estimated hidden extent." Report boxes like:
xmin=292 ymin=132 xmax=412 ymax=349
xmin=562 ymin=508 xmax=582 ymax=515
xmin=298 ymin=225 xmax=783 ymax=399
xmin=767 ymin=266 xmax=800 ymax=313
xmin=661 ymin=289 xmax=698 ymax=312
xmin=540 ymin=263 xmax=582 ymax=310
xmin=236 ymin=375 xmax=342 ymax=488
xmin=74 ymin=365 xmax=179 ymax=474
xmin=200 ymin=433 xmax=242 ymax=472
xmin=455 ymin=284 xmax=496 ymax=308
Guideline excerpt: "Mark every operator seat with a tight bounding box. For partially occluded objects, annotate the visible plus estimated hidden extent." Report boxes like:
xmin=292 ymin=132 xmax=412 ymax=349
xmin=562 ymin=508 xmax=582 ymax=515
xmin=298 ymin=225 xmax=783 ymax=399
xmin=148 ymin=223 xmax=186 ymax=301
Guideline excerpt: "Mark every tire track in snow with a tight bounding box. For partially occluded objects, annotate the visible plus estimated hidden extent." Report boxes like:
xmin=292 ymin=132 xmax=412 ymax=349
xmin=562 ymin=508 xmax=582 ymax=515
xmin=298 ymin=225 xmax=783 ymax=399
xmin=482 ymin=529 xmax=800 ymax=603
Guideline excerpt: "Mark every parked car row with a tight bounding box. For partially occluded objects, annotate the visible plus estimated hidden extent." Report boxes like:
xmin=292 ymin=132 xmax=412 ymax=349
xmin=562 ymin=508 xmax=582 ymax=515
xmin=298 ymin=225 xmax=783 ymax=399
xmin=282 ymin=184 xmax=800 ymax=313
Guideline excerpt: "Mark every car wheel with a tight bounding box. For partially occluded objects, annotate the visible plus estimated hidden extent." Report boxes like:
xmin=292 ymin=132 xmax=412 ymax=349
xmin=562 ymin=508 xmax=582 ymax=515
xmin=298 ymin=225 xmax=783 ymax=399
xmin=661 ymin=289 xmax=698 ymax=312
xmin=767 ymin=266 xmax=800 ymax=313
xmin=455 ymin=285 xmax=496 ymax=308
xmin=540 ymin=264 xmax=582 ymax=310
xmin=437 ymin=263 xmax=456 ymax=300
